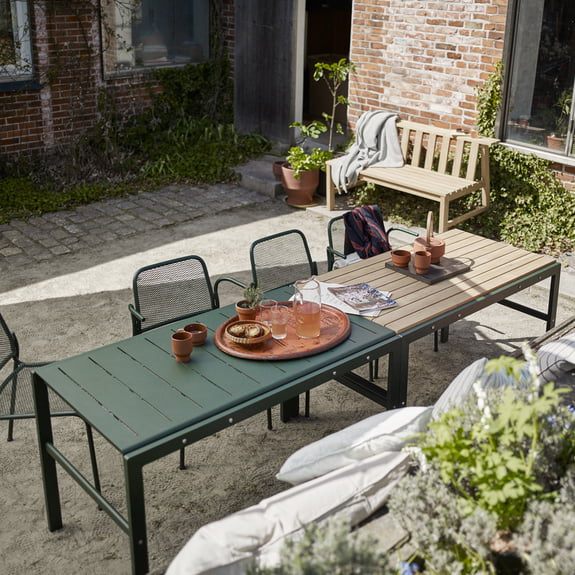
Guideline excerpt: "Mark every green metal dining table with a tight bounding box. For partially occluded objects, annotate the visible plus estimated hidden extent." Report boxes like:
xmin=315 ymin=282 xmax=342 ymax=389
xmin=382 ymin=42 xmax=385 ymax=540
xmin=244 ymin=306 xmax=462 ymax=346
xmin=32 ymin=286 xmax=401 ymax=575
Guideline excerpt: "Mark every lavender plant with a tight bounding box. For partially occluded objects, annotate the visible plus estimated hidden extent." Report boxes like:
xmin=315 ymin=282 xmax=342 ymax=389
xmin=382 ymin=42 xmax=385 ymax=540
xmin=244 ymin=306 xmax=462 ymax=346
xmin=388 ymin=349 xmax=575 ymax=574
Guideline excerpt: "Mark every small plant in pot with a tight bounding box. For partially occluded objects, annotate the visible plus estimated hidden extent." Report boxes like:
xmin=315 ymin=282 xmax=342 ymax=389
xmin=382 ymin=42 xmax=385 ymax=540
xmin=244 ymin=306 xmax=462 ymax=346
xmin=235 ymin=283 xmax=263 ymax=321
xmin=546 ymin=89 xmax=572 ymax=151
xmin=281 ymin=58 xmax=354 ymax=206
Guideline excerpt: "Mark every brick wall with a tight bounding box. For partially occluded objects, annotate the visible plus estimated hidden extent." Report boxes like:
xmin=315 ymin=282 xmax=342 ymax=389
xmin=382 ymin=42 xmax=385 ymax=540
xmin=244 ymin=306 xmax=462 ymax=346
xmin=349 ymin=0 xmax=509 ymax=132
xmin=0 ymin=0 xmax=236 ymax=157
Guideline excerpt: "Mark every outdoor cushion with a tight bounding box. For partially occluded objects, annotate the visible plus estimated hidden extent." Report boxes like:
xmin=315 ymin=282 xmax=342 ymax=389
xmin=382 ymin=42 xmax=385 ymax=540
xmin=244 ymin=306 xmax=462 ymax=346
xmin=166 ymin=451 xmax=410 ymax=575
xmin=276 ymin=406 xmax=431 ymax=485
xmin=538 ymin=334 xmax=575 ymax=383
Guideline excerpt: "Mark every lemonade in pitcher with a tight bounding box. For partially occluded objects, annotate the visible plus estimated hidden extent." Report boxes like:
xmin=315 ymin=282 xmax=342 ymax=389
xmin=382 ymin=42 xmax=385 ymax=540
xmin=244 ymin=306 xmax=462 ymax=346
xmin=294 ymin=279 xmax=321 ymax=338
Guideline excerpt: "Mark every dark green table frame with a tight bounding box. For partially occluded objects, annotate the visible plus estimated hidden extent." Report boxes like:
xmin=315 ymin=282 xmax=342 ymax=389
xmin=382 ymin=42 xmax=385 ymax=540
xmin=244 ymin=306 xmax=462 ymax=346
xmin=33 ymin=295 xmax=400 ymax=575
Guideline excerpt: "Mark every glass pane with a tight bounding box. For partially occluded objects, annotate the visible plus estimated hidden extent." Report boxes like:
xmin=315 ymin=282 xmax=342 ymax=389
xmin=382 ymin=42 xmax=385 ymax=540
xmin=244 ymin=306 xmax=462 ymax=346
xmin=0 ymin=0 xmax=17 ymax=67
xmin=103 ymin=0 xmax=209 ymax=72
xmin=505 ymin=0 xmax=575 ymax=155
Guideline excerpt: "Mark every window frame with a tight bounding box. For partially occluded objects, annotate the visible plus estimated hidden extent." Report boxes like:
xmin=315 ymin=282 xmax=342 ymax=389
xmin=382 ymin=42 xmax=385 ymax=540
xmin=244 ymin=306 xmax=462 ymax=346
xmin=100 ymin=0 xmax=210 ymax=77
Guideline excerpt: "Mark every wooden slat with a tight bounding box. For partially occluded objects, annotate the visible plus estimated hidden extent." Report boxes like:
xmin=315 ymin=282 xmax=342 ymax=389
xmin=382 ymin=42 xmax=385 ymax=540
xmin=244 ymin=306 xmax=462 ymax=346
xmin=400 ymin=125 xmax=410 ymax=159
xmin=424 ymin=133 xmax=437 ymax=170
xmin=466 ymin=141 xmax=480 ymax=181
xmin=437 ymin=135 xmax=451 ymax=173
xmin=451 ymin=138 xmax=466 ymax=177
xmin=411 ymin=131 xmax=424 ymax=167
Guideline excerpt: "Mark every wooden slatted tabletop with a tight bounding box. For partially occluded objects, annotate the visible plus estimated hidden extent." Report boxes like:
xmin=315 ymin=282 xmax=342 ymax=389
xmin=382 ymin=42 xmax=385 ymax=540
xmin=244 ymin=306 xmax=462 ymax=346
xmin=320 ymin=228 xmax=558 ymax=336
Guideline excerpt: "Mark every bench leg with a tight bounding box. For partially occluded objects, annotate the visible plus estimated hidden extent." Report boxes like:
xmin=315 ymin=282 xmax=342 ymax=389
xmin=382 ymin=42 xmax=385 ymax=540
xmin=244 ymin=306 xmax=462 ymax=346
xmin=438 ymin=198 xmax=449 ymax=233
xmin=326 ymin=162 xmax=336 ymax=211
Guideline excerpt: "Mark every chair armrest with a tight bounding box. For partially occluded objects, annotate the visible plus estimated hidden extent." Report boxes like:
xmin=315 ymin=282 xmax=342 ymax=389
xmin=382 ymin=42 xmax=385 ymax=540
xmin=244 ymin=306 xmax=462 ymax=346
xmin=213 ymin=276 xmax=248 ymax=308
xmin=128 ymin=303 xmax=145 ymax=322
xmin=388 ymin=226 xmax=418 ymax=246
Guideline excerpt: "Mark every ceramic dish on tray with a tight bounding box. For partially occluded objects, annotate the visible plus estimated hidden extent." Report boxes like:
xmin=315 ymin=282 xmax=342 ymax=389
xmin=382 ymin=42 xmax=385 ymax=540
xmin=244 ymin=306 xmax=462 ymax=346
xmin=225 ymin=320 xmax=271 ymax=346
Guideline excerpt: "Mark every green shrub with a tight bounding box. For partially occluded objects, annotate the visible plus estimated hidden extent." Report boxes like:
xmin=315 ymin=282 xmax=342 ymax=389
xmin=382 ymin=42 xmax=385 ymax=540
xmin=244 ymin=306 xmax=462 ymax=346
xmin=0 ymin=60 xmax=269 ymax=222
xmin=388 ymin=351 xmax=575 ymax=574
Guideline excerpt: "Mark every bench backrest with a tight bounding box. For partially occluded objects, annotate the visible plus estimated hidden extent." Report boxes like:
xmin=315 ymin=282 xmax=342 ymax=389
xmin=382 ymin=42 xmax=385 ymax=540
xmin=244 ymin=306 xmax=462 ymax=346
xmin=397 ymin=120 xmax=495 ymax=181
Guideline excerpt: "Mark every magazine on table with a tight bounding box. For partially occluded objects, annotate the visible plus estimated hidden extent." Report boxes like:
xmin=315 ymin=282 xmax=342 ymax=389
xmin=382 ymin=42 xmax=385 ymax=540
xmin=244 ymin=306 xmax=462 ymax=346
xmin=327 ymin=283 xmax=397 ymax=313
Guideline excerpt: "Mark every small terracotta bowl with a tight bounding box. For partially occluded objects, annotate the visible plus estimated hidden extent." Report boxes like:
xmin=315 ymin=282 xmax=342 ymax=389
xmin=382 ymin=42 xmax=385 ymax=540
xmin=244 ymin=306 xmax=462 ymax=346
xmin=183 ymin=322 xmax=208 ymax=346
xmin=391 ymin=249 xmax=411 ymax=268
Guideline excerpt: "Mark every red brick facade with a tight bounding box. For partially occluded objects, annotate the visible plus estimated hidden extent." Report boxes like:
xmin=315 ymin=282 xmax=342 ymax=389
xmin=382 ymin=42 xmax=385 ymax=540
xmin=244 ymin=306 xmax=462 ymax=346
xmin=0 ymin=0 xmax=235 ymax=157
xmin=349 ymin=0 xmax=509 ymax=132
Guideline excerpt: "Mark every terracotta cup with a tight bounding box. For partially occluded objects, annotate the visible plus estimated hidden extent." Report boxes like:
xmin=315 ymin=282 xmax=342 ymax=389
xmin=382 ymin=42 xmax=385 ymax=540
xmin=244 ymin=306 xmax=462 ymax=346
xmin=413 ymin=250 xmax=432 ymax=275
xmin=183 ymin=322 xmax=208 ymax=346
xmin=171 ymin=331 xmax=194 ymax=363
xmin=391 ymin=249 xmax=411 ymax=268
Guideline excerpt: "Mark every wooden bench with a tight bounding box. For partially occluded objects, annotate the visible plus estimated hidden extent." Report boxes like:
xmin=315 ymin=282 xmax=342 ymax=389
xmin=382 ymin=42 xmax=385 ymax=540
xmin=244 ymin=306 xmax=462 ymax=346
xmin=325 ymin=120 xmax=499 ymax=233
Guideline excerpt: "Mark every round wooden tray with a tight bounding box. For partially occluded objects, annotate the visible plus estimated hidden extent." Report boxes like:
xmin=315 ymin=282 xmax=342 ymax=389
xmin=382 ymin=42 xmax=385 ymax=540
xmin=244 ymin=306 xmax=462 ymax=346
xmin=214 ymin=302 xmax=351 ymax=360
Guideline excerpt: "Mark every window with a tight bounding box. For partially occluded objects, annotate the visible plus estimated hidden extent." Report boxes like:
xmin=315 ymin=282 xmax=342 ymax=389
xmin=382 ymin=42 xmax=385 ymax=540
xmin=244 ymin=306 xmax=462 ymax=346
xmin=503 ymin=0 xmax=575 ymax=158
xmin=102 ymin=0 xmax=209 ymax=72
xmin=0 ymin=0 xmax=32 ymax=81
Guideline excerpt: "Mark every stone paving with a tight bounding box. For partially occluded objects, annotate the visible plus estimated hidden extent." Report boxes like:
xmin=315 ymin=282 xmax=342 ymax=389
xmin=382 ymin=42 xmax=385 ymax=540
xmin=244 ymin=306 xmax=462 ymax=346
xmin=0 ymin=183 xmax=270 ymax=271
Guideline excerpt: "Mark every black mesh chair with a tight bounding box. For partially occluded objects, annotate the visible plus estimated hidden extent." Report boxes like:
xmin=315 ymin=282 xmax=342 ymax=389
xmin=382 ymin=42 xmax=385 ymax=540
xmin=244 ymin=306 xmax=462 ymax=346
xmin=326 ymin=212 xmax=418 ymax=271
xmin=0 ymin=313 xmax=100 ymax=492
xmin=128 ymin=255 xmax=243 ymax=468
xmin=250 ymin=229 xmax=318 ymax=424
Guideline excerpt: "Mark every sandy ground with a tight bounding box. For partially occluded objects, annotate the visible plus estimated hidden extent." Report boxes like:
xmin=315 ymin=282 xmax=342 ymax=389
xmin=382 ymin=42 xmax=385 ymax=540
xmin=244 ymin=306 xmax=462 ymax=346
xmin=1 ymin=199 xmax=574 ymax=575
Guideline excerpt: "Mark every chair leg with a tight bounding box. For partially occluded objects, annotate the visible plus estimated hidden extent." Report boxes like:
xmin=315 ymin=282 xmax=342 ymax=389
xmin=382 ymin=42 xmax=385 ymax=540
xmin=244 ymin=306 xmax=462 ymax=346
xmin=85 ymin=423 xmax=101 ymax=494
xmin=179 ymin=447 xmax=186 ymax=470
xmin=267 ymin=408 xmax=273 ymax=430
xmin=304 ymin=392 xmax=310 ymax=418
xmin=434 ymin=330 xmax=439 ymax=352
xmin=7 ymin=376 xmax=18 ymax=442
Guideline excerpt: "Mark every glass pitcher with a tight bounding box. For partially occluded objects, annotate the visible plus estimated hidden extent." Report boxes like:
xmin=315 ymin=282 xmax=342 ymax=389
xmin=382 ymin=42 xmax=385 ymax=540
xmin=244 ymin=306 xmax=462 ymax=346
xmin=293 ymin=278 xmax=321 ymax=338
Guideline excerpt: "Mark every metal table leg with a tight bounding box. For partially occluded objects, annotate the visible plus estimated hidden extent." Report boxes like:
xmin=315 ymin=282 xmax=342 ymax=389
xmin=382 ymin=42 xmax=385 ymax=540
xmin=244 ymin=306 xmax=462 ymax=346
xmin=124 ymin=457 xmax=149 ymax=575
xmin=387 ymin=338 xmax=409 ymax=409
xmin=547 ymin=271 xmax=560 ymax=330
xmin=32 ymin=373 xmax=63 ymax=532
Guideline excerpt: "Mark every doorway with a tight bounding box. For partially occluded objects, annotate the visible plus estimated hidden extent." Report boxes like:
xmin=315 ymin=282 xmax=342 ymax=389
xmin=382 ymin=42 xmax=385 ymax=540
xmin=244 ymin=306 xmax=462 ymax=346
xmin=303 ymin=0 xmax=352 ymax=127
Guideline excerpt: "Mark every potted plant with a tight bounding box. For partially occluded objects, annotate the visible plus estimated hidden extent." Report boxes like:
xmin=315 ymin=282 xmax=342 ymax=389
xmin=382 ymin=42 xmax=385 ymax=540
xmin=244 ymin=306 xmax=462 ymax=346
xmin=546 ymin=89 xmax=572 ymax=151
xmin=280 ymin=58 xmax=354 ymax=206
xmin=235 ymin=283 xmax=262 ymax=321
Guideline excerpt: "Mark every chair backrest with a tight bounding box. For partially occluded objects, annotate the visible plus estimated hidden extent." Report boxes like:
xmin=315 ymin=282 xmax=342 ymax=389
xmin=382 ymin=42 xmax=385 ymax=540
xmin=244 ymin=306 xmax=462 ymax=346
xmin=0 ymin=313 xmax=18 ymax=372
xmin=250 ymin=229 xmax=318 ymax=292
xmin=132 ymin=255 xmax=216 ymax=334
xmin=327 ymin=214 xmax=347 ymax=256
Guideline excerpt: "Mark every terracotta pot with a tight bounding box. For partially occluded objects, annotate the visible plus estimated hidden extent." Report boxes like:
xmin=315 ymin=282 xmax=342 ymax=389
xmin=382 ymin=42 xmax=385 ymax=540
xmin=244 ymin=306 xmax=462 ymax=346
xmin=546 ymin=134 xmax=566 ymax=151
xmin=391 ymin=249 xmax=411 ymax=268
xmin=183 ymin=322 xmax=208 ymax=346
xmin=413 ymin=211 xmax=446 ymax=264
xmin=171 ymin=331 xmax=194 ymax=363
xmin=272 ymin=160 xmax=286 ymax=180
xmin=236 ymin=301 xmax=258 ymax=321
xmin=280 ymin=165 xmax=319 ymax=206
xmin=413 ymin=250 xmax=432 ymax=275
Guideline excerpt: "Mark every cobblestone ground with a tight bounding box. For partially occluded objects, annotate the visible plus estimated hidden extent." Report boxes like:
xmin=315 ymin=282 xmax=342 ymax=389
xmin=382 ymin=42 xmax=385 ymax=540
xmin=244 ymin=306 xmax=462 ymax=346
xmin=0 ymin=184 xmax=270 ymax=272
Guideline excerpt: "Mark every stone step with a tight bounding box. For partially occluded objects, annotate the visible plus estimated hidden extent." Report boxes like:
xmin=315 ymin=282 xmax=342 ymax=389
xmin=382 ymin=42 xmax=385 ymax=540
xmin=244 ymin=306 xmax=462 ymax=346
xmin=235 ymin=155 xmax=285 ymax=199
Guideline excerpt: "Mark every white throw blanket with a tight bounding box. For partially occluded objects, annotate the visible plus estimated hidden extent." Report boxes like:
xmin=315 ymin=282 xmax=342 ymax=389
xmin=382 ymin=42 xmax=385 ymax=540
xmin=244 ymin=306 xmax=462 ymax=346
xmin=330 ymin=110 xmax=404 ymax=193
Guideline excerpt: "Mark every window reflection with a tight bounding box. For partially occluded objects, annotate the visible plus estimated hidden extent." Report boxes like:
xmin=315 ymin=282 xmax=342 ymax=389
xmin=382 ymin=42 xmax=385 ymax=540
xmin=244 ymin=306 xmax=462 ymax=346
xmin=505 ymin=0 xmax=575 ymax=157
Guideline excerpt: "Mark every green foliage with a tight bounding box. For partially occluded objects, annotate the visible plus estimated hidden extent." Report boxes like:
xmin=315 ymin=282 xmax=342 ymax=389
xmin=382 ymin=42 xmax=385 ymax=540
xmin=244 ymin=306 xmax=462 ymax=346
xmin=243 ymin=284 xmax=263 ymax=308
xmin=0 ymin=60 xmax=269 ymax=222
xmin=312 ymin=58 xmax=355 ymax=152
xmin=0 ymin=177 xmax=132 ymax=224
xmin=285 ymin=146 xmax=333 ymax=178
xmin=468 ymin=62 xmax=575 ymax=253
xmin=248 ymin=518 xmax=393 ymax=574
xmin=389 ymin=351 xmax=575 ymax=574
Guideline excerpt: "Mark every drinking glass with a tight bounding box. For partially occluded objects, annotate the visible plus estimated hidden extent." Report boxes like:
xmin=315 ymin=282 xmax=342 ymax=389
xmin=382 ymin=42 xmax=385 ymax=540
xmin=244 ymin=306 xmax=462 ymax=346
xmin=293 ymin=278 xmax=321 ymax=338
xmin=270 ymin=305 xmax=290 ymax=340
xmin=259 ymin=299 xmax=277 ymax=326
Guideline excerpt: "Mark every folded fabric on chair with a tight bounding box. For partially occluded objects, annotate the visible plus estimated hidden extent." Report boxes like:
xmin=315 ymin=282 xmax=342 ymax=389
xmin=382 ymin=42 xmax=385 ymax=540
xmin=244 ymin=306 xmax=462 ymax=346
xmin=343 ymin=205 xmax=392 ymax=259
xmin=330 ymin=110 xmax=404 ymax=193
